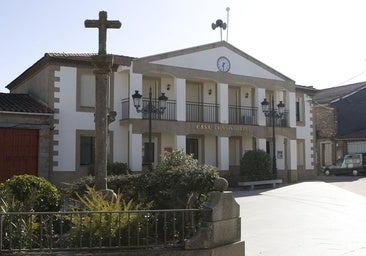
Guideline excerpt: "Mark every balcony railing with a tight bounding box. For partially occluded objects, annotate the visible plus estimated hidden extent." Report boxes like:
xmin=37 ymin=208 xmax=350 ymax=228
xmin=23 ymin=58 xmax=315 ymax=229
xmin=228 ymin=105 xmax=257 ymax=125
xmin=186 ymin=101 xmax=219 ymax=123
xmin=121 ymin=98 xmax=176 ymax=121
xmin=264 ymin=110 xmax=289 ymax=127
xmin=0 ymin=209 xmax=207 ymax=253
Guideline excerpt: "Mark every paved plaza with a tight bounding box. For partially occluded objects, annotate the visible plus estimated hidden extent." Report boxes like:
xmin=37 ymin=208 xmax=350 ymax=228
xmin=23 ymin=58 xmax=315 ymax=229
xmin=234 ymin=177 xmax=366 ymax=256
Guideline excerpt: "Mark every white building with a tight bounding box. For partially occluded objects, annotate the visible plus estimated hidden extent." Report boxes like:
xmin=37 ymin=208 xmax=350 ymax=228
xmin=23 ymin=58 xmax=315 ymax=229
xmin=5 ymin=41 xmax=316 ymax=185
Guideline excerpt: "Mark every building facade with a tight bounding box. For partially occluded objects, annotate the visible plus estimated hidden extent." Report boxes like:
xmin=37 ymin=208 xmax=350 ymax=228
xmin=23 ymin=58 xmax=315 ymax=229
xmin=5 ymin=41 xmax=316 ymax=185
xmin=314 ymin=82 xmax=366 ymax=170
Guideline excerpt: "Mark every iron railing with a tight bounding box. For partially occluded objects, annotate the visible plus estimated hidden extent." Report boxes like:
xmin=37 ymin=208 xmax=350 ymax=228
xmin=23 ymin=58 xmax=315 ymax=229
xmin=121 ymin=98 xmax=176 ymax=121
xmin=186 ymin=101 xmax=219 ymax=123
xmin=228 ymin=105 xmax=257 ymax=125
xmin=264 ymin=110 xmax=289 ymax=127
xmin=0 ymin=209 xmax=207 ymax=253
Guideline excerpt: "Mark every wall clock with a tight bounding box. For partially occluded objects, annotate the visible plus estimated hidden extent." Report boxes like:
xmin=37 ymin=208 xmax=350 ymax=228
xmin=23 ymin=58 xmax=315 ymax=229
xmin=217 ymin=56 xmax=231 ymax=72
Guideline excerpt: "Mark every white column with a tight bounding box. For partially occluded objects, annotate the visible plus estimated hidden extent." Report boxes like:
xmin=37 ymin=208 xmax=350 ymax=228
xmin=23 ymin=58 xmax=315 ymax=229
xmin=256 ymin=88 xmax=266 ymax=126
xmin=276 ymin=136 xmax=285 ymax=170
xmin=288 ymin=91 xmax=296 ymax=128
xmin=288 ymin=139 xmax=298 ymax=170
xmin=129 ymin=70 xmax=142 ymax=119
xmin=218 ymin=83 xmax=228 ymax=124
xmin=218 ymin=137 xmax=229 ymax=171
xmin=175 ymin=78 xmax=186 ymax=121
xmin=129 ymin=124 xmax=142 ymax=171
xmin=175 ymin=135 xmax=186 ymax=151
xmin=257 ymin=138 xmax=267 ymax=151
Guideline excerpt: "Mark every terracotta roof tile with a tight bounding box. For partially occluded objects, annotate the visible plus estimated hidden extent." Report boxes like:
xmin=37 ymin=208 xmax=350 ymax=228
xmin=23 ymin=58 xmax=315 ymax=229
xmin=0 ymin=93 xmax=53 ymax=114
xmin=46 ymin=53 xmax=134 ymax=66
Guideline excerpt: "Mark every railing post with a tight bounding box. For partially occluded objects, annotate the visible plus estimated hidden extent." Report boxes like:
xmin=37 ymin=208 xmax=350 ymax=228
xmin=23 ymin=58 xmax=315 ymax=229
xmin=185 ymin=177 xmax=245 ymax=255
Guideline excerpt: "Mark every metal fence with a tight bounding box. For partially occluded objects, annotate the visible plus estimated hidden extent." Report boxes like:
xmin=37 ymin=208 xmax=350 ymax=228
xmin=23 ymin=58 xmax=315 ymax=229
xmin=121 ymin=98 xmax=176 ymax=121
xmin=0 ymin=209 xmax=207 ymax=253
xmin=228 ymin=105 xmax=258 ymax=125
xmin=186 ymin=101 xmax=219 ymax=123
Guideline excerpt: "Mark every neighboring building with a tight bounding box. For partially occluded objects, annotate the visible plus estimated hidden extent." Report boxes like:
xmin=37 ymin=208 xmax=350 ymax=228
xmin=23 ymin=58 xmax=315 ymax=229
xmin=313 ymin=81 xmax=366 ymax=171
xmin=0 ymin=93 xmax=53 ymax=182
xmin=4 ymin=41 xmax=316 ymax=186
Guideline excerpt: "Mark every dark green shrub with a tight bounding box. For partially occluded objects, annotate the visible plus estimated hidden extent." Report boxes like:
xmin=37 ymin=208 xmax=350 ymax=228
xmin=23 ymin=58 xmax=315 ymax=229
xmin=136 ymin=150 xmax=219 ymax=209
xmin=0 ymin=174 xmax=62 ymax=212
xmin=87 ymin=162 xmax=130 ymax=176
xmin=240 ymin=150 xmax=272 ymax=181
xmin=62 ymin=174 xmax=140 ymax=205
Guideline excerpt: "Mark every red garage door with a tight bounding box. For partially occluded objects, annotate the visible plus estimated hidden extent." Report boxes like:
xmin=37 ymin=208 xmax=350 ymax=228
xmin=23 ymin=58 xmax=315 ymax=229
xmin=0 ymin=128 xmax=39 ymax=183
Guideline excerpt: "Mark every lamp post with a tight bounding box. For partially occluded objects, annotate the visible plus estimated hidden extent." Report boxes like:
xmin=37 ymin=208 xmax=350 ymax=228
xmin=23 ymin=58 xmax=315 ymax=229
xmin=261 ymin=96 xmax=285 ymax=178
xmin=132 ymin=87 xmax=168 ymax=171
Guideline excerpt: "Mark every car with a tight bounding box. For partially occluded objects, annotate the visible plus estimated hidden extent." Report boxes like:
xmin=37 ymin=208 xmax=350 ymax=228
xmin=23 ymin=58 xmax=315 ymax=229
xmin=323 ymin=153 xmax=366 ymax=176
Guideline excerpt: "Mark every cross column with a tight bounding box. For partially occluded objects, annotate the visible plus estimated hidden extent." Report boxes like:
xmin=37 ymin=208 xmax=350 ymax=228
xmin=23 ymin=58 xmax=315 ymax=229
xmin=85 ymin=11 xmax=121 ymax=191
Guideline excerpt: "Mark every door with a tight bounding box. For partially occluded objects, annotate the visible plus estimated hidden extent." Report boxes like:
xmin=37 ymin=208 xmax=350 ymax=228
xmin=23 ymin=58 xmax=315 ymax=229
xmin=229 ymin=137 xmax=241 ymax=166
xmin=0 ymin=128 xmax=39 ymax=182
xmin=186 ymin=138 xmax=199 ymax=160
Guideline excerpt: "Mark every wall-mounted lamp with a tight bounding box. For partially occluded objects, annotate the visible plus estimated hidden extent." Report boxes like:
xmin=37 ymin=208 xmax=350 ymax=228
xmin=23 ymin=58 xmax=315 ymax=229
xmin=166 ymin=84 xmax=171 ymax=91
xmin=208 ymin=89 xmax=212 ymax=95
xmin=245 ymin=92 xmax=249 ymax=98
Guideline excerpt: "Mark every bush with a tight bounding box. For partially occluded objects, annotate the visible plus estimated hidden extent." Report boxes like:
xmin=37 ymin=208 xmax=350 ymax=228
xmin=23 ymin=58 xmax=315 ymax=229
xmin=62 ymin=174 xmax=140 ymax=204
xmin=68 ymin=186 xmax=147 ymax=247
xmin=135 ymin=150 xmax=219 ymax=209
xmin=87 ymin=162 xmax=130 ymax=176
xmin=64 ymin=151 xmax=219 ymax=210
xmin=0 ymin=174 xmax=62 ymax=212
xmin=240 ymin=150 xmax=272 ymax=181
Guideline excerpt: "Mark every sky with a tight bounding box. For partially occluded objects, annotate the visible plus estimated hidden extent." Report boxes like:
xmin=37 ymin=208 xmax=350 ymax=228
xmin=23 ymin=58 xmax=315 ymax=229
xmin=2 ymin=0 xmax=366 ymax=92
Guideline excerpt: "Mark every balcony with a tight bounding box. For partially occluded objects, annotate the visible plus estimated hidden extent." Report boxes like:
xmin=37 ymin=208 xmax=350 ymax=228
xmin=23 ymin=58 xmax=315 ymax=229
xmin=186 ymin=101 xmax=219 ymax=123
xmin=228 ymin=105 xmax=257 ymax=125
xmin=264 ymin=110 xmax=289 ymax=127
xmin=121 ymin=98 xmax=176 ymax=121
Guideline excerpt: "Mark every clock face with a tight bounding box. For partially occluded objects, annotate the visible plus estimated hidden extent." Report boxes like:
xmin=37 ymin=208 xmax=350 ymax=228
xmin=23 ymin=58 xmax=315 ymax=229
xmin=217 ymin=56 xmax=230 ymax=72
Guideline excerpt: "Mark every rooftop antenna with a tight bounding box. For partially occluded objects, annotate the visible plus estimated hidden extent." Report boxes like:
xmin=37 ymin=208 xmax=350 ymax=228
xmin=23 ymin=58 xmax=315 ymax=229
xmin=212 ymin=19 xmax=227 ymax=41
xmin=226 ymin=7 xmax=230 ymax=42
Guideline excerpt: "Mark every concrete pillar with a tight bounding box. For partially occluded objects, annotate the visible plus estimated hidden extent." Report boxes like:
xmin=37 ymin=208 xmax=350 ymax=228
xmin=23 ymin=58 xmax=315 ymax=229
xmin=175 ymin=78 xmax=186 ymax=121
xmin=218 ymin=83 xmax=228 ymax=124
xmin=129 ymin=124 xmax=142 ymax=172
xmin=256 ymin=88 xmax=266 ymax=126
xmin=288 ymin=91 xmax=296 ymax=128
xmin=218 ymin=137 xmax=229 ymax=171
xmin=288 ymin=139 xmax=298 ymax=182
xmin=175 ymin=135 xmax=186 ymax=151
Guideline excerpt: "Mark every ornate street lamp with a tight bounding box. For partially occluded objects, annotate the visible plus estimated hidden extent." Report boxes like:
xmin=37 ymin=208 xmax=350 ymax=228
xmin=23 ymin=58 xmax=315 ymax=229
xmin=132 ymin=87 xmax=168 ymax=171
xmin=261 ymin=97 xmax=286 ymax=177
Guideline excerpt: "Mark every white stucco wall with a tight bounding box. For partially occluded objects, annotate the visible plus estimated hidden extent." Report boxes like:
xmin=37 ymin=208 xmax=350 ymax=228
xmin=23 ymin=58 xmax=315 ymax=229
xmin=111 ymin=71 xmax=129 ymax=163
xmin=152 ymin=47 xmax=284 ymax=81
xmin=54 ymin=66 xmax=94 ymax=172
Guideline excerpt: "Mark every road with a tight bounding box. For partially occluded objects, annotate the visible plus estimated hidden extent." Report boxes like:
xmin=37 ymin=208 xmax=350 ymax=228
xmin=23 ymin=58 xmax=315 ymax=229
xmin=234 ymin=177 xmax=366 ymax=256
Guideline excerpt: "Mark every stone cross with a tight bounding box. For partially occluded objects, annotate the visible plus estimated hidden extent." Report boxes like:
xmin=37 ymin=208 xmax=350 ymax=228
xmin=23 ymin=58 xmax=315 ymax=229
xmin=85 ymin=11 xmax=121 ymax=55
xmin=84 ymin=11 xmax=121 ymax=192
